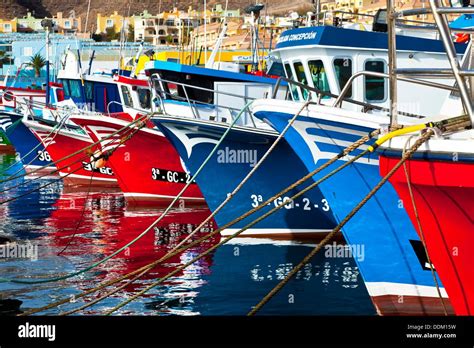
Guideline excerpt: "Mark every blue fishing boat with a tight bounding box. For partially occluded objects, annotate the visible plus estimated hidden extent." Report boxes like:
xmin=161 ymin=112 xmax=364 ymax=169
xmin=148 ymin=60 xmax=336 ymax=237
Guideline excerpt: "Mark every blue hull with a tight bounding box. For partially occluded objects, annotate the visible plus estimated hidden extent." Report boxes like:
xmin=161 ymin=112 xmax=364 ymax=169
xmin=4 ymin=112 xmax=54 ymax=171
xmin=152 ymin=117 xmax=336 ymax=237
xmin=254 ymin=110 xmax=450 ymax=314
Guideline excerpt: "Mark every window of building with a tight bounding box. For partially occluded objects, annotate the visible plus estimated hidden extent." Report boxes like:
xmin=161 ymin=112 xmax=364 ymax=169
xmin=106 ymin=19 xmax=114 ymax=28
xmin=334 ymin=58 xmax=352 ymax=98
xmin=121 ymin=85 xmax=133 ymax=107
xmin=137 ymin=88 xmax=151 ymax=109
xmin=364 ymin=60 xmax=386 ymax=102
xmin=23 ymin=46 xmax=33 ymax=56
xmin=64 ymin=20 xmax=71 ymax=28
xmin=4 ymin=23 xmax=12 ymax=32
xmin=308 ymin=60 xmax=331 ymax=99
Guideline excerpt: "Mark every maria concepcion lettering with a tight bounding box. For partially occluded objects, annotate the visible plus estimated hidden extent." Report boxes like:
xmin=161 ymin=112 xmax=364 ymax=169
xmin=277 ymin=31 xmax=317 ymax=44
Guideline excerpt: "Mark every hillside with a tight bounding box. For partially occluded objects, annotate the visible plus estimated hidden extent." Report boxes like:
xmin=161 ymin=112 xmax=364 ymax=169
xmin=2 ymin=0 xmax=315 ymax=30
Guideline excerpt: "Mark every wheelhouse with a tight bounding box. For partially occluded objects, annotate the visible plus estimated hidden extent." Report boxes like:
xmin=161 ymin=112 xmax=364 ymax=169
xmin=274 ymin=26 xmax=466 ymax=117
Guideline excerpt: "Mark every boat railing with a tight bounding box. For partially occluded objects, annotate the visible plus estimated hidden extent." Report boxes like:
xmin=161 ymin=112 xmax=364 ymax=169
xmin=105 ymin=100 xmax=151 ymax=118
xmin=149 ymin=74 xmax=281 ymax=127
xmin=271 ymin=76 xmax=427 ymax=118
xmin=387 ymin=1 xmax=474 ymax=126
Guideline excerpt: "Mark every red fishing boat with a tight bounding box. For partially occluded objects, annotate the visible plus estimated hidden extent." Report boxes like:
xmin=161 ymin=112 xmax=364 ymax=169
xmin=70 ymin=113 xmax=205 ymax=206
xmin=379 ymin=130 xmax=474 ymax=315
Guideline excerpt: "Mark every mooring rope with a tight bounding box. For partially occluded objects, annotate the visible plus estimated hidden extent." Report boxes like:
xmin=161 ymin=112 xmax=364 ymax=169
xmin=160 ymin=101 xmax=313 ymax=260
xmin=0 ymin=114 xmax=144 ymax=201
xmin=402 ymin=135 xmax=448 ymax=316
xmin=0 ymin=115 xmax=151 ymax=282
xmin=0 ymin=111 xmax=72 ymax=178
xmin=0 ymin=113 xmax=152 ymax=185
xmin=0 ymin=116 xmax=146 ymax=206
xmin=21 ymin=127 xmax=378 ymax=316
xmin=0 ymin=93 xmax=87 ymax=176
xmin=56 ymin=171 xmax=96 ymax=257
xmin=0 ymin=117 xmax=76 ymax=190
xmin=104 ymin=134 xmax=381 ymax=315
xmin=59 ymin=101 xmax=313 ymax=314
xmin=247 ymin=130 xmax=434 ymax=316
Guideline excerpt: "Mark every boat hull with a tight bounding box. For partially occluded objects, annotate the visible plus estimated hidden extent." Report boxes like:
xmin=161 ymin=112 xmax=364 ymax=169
xmin=70 ymin=114 xmax=204 ymax=206
xmin=4 ymin=112 xmax=56 ymax=175
xmin=379 ymin=153 xmax=474 ymax=315
xmin=252 ymin=101 xmax=452 ymax=315
xmin=24 ymin=119 xmax=119 ymax=188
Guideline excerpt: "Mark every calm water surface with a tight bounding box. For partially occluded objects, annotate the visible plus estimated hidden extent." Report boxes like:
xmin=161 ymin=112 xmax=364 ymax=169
xmin=0 ymin=153 xmax=375 ymax=315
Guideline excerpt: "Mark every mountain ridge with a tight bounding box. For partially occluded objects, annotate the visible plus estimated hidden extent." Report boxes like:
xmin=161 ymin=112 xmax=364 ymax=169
xmin=2 ymin=0 xmax=315 ymax=31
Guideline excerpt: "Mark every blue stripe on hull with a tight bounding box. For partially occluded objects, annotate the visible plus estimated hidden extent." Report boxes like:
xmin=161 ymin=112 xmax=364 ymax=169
xmin=255 ymin=111 xmax=444 ymax=289
xmin=6 ymin=113 xmax=54 ymax=169
xmin=152 ymin=118 xmax=337 ymax=234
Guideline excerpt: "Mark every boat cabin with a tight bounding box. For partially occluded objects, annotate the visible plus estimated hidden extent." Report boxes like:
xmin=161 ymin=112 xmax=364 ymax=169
xmin=273 ymin=26 xmax=466 ymax=117
xmin=145 ymin=60 xmax=286 ymax=125
xmin=56 ymin=51 xmax=151 ymax=119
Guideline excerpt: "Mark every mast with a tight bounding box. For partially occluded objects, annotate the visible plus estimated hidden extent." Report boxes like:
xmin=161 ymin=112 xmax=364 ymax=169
xmin=41 ymin=19 xmax=53 ymax=107
xmin=387 ymin=0 xmax=398 ymax=128
xmin=204 ymin=0 xmax=208 ymax=65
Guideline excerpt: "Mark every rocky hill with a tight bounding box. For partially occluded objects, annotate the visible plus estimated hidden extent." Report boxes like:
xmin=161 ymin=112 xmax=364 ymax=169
xmin=2 ymin=0 xmax=315 ymax=30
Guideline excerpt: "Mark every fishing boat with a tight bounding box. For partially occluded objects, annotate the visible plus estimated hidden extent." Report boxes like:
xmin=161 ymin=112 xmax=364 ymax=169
xmin=21 ymin=51 xmax=139 ymax=187
xmin=0 ymin=86 xmax=56 ymax=173
xmin=147 ymin=60 xmax=339 ymax=238
xmin=245 ymin=23 xmax=468 ymax=314
xmin=65 ymin=61 xmax=205 ymax=202
xmin=68 ymin=54 xmax=285 ymax=207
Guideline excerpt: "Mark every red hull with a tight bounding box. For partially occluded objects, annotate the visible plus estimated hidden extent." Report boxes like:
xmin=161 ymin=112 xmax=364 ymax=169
xmin=380 ymin=156 xmax=474 ymax=315
xmin=27 ymin=122 xmax=119 ymax=188
xmin=71 ymin=115 xmax=204 ymax=206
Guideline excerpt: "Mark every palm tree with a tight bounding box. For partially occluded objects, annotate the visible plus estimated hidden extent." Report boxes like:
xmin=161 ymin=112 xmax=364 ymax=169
xmin=25 ymin=53 xmax=47 ymax=78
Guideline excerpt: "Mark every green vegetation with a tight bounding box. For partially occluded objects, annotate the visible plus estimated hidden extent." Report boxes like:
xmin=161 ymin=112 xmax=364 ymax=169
xmin=25 ymin=53 xmax=47 ymax=77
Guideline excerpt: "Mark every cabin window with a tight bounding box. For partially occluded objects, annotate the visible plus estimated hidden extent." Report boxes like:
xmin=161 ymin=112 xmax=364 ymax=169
xmin=294 ymin=62 xmax=310 ymax=100
xmin=364 ymin=60 xmax=386 ymax=102
xmin=121 ymin=85 xmax=133 ymax=107
xmin=308 ymin=60 xmax=330 ymax=99
xmin=283 ymin=63 xmax=299 ymax=101
xmin=60 ymin=79 xmax=70 ymax=98
xmin=137 ymin=88 xmax=151 ymax=109
xmin=68 ymin=80 xmax=82 ymax=98
xmin=267 ymin=62 xmax=284 ymax=77
xmin=334 ymin=58 xmax=352 ymax=98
